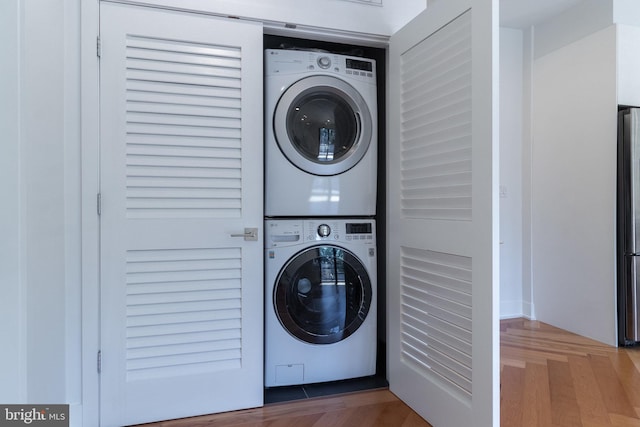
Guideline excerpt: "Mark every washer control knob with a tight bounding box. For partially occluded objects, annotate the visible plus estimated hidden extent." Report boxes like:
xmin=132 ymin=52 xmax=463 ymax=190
xmin=317 ymin=224 xmax=331 ymax=238
xmin=317 ymin=56 xmax=331 ymax=69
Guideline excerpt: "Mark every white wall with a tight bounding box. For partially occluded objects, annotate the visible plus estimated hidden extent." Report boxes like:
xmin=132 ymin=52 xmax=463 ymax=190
xmin=614 ymin=0 xmax=640 ymax=26
xmin=0 ymin=0 xmax=26 ymax=403
xmin=22 ymin=0 xmax=67 ymax=401
xmin=532 ymin=0 xmax=612 ymax=59
xmin=531 ymin=25 xmax=618 ymax=346
xmin=0 ymin=0 xmax=83 ymax=416
xmin=618 ymin=25 xmax=640 ymax=107
xmin=499 ymin=28 xmax=524 ymax=318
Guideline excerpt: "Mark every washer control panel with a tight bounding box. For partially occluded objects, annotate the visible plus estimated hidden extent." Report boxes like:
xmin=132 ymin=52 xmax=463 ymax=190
xmin=304 ymin=220 xmax=374 ymax=243
xmin=265 ymin=218 xmax=375 ymax=248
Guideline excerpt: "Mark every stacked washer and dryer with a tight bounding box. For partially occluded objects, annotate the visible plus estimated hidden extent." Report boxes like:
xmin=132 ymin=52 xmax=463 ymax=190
xmin=264 ymin=48 xmax=379 ymax=387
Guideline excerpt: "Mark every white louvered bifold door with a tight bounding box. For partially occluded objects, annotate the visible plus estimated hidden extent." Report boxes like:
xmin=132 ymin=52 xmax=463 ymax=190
xmin=99 ymin=3 xmax=263 ymax=426
xmin=387 ymin=1 xmax=499 ymax=426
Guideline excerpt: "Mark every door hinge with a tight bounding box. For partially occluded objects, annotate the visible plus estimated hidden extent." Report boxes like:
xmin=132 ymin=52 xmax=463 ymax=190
xmin=97 ymin=193 xmax=102 ymax=216
xmin=97 ymin=350 xmax=102 ymax=374
xmin=96 ymin=36 xmax=101 ymax=58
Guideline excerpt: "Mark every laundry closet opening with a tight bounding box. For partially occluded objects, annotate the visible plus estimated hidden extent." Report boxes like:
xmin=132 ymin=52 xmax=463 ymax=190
xmin=263 ymin=34 xmax=387 ymax=404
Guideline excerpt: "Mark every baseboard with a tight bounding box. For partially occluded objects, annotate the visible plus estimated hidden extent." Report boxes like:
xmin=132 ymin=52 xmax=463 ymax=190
xmin=500 ymin=300 xmax=523 ymax=319
xmin=522 ymin=301 xmax=535 ymax=320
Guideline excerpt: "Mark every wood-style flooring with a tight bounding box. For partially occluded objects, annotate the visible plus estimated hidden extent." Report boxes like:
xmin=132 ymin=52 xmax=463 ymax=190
xmin=135 ymin=389 xmax=432 ymax=427
xmin=138 ymin=318 xmax=640 ymax=427
xmin=500 ymin=318 xmax=640 ymax=427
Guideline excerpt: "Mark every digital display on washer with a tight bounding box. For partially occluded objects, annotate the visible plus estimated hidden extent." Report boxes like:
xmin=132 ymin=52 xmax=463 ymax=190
xmin=346 ymin=58 xmax=373 ymax=72
xmin=346 ymin=223 xmax=372 ymax=234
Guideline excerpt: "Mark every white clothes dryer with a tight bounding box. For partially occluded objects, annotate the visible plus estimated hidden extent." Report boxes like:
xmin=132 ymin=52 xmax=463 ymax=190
xmin=265 ymin=49 xmax=378 ymax=217
xmin=264 ymin=218 xmax=377 ymax=387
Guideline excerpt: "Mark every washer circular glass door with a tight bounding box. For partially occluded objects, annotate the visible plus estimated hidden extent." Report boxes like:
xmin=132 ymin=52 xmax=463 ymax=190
xmin=274 ymin=75 xmax=373 ymax=176
xmin=274 ymin=245 xmax=372 ymax=344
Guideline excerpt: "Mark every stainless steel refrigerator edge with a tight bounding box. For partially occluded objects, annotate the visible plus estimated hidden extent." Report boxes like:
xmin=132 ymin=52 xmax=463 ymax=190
xmin=618 ymin=107 xmax=640 ymax=345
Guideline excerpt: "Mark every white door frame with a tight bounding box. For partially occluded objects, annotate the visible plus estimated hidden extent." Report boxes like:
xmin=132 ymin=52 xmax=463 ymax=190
xmin=80 ymin=0 xmax=101 ymax=425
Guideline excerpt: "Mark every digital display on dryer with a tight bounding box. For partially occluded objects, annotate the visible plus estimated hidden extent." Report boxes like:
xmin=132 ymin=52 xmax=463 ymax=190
xmin=346 ymin=58 xmax=373 ymax=72
xmin=346 ymin=223 xmax=372 ymax=234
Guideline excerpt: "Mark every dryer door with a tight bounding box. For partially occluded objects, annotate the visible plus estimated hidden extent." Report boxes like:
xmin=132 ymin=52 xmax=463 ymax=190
xmin=274 ymin=76 xmax=373 ymax=176
xmin=274 ymin=245 xmax=372 ymax=344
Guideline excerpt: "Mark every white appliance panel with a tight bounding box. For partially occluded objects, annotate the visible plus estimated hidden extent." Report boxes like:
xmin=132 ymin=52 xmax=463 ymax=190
xmin=265 ymin=49 xmax=378 ymax=216
xmin=264 ymin=218 xmax=377 ymax=387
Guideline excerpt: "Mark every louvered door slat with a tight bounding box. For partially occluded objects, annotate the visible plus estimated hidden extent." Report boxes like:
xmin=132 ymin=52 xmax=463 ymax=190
xmin=127 ymin=69 xmax=241 ymax=88
xmin=127 ymin=122 xmax=240 ymax=138
xmin=127 ymin=58 xmax=242 ymax=79
xmin=126 ymin=37 xmax=241 ymax=59
xmin=127 ymin=102 xmax=240 ymax=119
xmin=126 ymin=317 xmax=241 ymax=338
xmin=127 ymin=80 xmax=241 ymax=100
xmin=127 ymin=112 xmax=240 ymax=130
xmin=126 ymin=143 xmax=240 ymax=157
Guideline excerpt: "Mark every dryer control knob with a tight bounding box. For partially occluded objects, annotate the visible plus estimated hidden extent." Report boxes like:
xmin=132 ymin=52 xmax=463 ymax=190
xmin=317 ymin=224 xmax=331 ymax=238
xmin=317 ymin=56 xmax=331 ymax=69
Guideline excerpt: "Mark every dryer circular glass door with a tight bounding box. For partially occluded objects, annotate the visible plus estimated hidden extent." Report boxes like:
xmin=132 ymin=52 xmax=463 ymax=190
xmin=274 ymin=245 xmax=372 ymax=344
xmin=274 ymin=75 xmax=373 ymax=176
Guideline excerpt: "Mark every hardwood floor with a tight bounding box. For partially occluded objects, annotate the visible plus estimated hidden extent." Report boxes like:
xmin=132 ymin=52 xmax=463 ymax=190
xmin=138 ymin=318 xmax=640 ymax=427
xmin=501 ymin=318 xmax=640 ymax=427
xmin=134 ymin=389 xmax=433 ymax=427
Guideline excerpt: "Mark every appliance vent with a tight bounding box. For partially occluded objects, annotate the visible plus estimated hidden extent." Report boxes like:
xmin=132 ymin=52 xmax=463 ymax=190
xmin=400 ymin=246 xmax=472 ymax=399
xmin=399 ymin=11 xmax=472 ymax=221
xmin=125 ymin=247 xmax=242 ymax=381
xmin=124 ymin=35 xmax=243 ymax=219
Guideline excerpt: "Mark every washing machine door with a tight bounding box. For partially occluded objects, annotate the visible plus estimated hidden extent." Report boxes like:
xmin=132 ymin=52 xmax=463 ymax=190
xmin=274 ymin=245 xmax=372 ymax=344
xmin=274 ymin=75 xmax=373 ymax=176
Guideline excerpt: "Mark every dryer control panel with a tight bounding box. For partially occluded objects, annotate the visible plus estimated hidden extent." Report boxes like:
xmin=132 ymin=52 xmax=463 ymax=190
xmin=265 ymin=49 xmax=376 ymax=83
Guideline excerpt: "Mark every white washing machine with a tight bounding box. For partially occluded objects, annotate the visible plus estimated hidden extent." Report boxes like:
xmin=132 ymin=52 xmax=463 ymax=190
xmin=265 ymin=218 xmax=377 ymax=387
xmin=265 ymin=49 xmax=378 ymax=217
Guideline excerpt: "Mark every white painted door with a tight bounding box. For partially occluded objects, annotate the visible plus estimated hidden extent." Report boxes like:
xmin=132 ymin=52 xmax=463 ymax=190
xmin=387 ymin=1 xmax=499 ymax=426
xmin=99 ymin=3 xmax=264 ymax=426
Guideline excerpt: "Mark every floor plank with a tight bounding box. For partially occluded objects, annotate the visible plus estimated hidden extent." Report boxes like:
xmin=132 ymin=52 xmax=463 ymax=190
xmin=548 ymin=360 xmax=582 ymax=426
xmin=500 ymin=365 xmax=524 ymax=426
xmin=568 ymin=355 xmax=611 ymax=426
xmin=522 ymin=362 xmax=552 ymax=427
xmin=590 ymin=354 xmax=637 ymax=418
